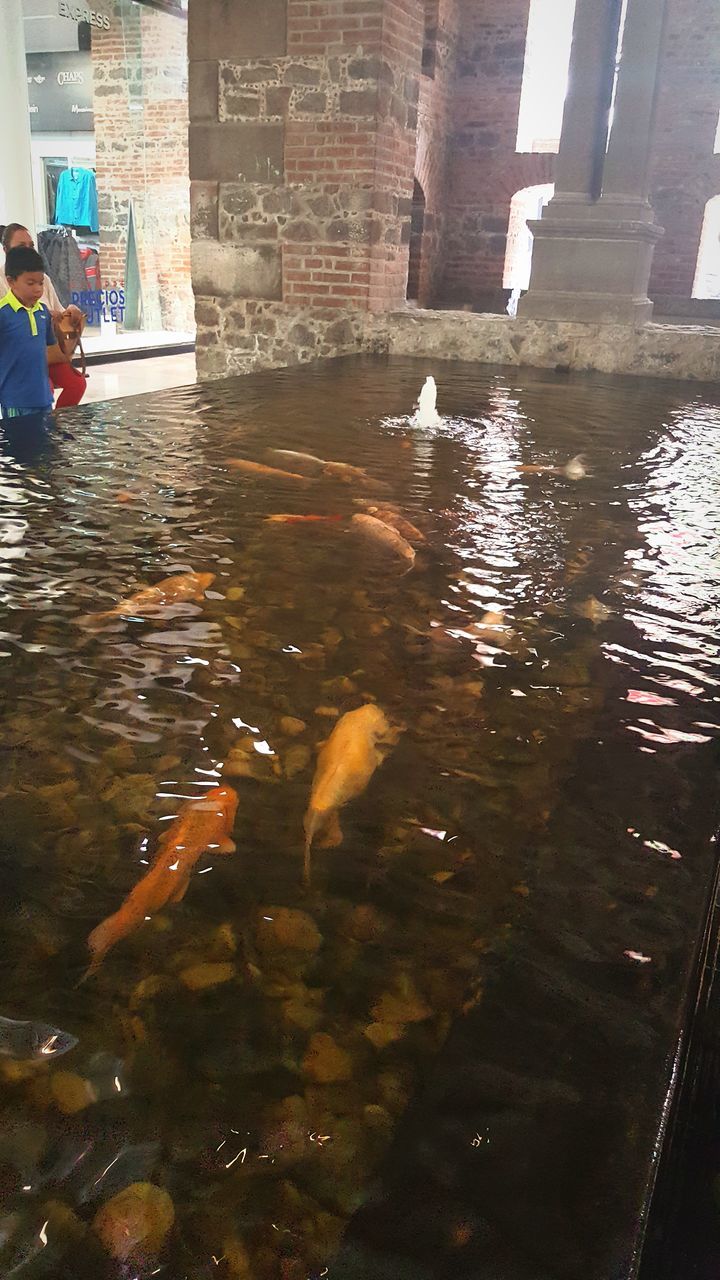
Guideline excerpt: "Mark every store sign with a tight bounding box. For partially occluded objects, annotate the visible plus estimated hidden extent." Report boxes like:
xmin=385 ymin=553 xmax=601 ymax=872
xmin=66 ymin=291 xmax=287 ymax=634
xmin=71 ymin=288 xmax=127 ymax=325
xmin=26 ymin=52 xmax=94 ymax=133
xmin=57 ymin=1 xmax=111 ymax=29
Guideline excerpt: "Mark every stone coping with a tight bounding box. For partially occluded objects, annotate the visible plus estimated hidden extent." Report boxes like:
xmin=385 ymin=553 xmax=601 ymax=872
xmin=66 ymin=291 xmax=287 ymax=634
xmin=367 ymin=309 xmax=720 ymax=382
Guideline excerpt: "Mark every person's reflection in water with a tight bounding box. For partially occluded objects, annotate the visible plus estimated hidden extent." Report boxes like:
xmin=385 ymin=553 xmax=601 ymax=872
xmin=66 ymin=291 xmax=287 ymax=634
xmin=0 ymin=411 xmax=62 ymax=466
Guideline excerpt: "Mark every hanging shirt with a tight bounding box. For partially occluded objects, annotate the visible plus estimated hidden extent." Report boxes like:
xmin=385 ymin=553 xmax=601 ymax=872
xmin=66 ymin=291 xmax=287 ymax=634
xmin=54 ymin=167 xmax=99 ymax=233
xmin=0 ymin=292 xmax=55 ymax=411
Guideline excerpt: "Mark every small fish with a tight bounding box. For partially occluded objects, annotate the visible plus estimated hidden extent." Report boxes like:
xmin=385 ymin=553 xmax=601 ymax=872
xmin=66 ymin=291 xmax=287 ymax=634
xmin=265 ymin=514 xmax=343 ymax=524
xmin=303 ymin=704 xmax=400 ymax=883
xmin=323 ymin=460 xmax=390 ymax=492
xmin=79 ymin=571 xmax=215 ymax=628
xmin=228 ymin=458 xmax=311 ymax=485
xmin=574 ymin=596 xmax=613 ymax=624
xmin=563 ymin=454 xmax=587 ymax=480
xmin=0 ymin=1014 xmax=78 ymax=1060
xmin=351 ymin=513 xmax=415 ymax=570
xmin=516 ymin=454 xmax=587 ymax=479
xmin=85 ymin=785 xmax=239 ymax=976
xmin=267 ymin=448 xmax=327 ymax=476
xmin=115 ymin=491 xmax=139 ymax=503
xmin=353 ymin=501 xmax=426 ymax=544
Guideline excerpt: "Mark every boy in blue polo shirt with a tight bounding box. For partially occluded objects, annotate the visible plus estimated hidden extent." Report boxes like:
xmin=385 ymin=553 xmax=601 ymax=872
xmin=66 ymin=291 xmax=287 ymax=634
xmin=0 ymin=246 xmax=64 ymax=419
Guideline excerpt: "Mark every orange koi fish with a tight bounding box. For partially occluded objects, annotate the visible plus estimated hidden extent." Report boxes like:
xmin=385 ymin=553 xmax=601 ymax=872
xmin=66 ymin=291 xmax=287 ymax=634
xmin=78 ymin=571 xmax=216 ymax=628
xmin=265 ymin=514 xmax=343 ymax=524
xmin=85 ymin=785 xmax=239 ymax=976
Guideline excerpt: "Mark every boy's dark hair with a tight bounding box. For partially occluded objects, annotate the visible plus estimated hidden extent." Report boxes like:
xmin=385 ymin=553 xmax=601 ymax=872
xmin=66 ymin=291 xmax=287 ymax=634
xmin=5 ymin=246 xmax=44 ymax=280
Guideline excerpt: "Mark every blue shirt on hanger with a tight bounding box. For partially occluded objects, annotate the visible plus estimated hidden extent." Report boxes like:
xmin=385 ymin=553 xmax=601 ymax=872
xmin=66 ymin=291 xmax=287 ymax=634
xmin=54 ymin=167 xmax=99 ymax=233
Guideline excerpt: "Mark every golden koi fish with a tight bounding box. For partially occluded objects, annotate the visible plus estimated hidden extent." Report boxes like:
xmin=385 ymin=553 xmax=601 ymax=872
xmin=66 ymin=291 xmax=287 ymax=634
xmin=322 ymin=461 xmax=390 ymax=492
xmin=86 ymin=785 xmax=239 ymax=976
xmin=353 ymin=501 xmax=425 ymax=544
xmin=351 ymin=513 xmax=415 ymax=570
xmin=266 ymin=449 xmax=327 ymax=476
xmin=227 ymin=458 xmax=311 ymax=485
xmin=303 ymin=704 xmax=399 ymax=883
xmin=79 ymin=571 xmax=216 ymax=628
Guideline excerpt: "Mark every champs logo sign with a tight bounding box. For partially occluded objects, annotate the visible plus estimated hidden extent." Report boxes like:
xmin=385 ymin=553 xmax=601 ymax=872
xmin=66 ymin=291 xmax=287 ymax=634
xmin=57 ymin=1 xmax=111 ymax=29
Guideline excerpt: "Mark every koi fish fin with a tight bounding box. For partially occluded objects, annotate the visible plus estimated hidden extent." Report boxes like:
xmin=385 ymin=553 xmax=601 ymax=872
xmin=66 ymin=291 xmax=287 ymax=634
xmin=168 ymin=873 xmax=191 ymax=904
xmin=318 ymin=810 xmax=343 ymax=849
xmin=217 ymin=838 xmax=236 ymax=855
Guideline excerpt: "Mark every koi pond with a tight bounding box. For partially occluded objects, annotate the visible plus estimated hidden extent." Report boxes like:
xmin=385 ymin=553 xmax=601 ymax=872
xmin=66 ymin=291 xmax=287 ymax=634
xmin=0 ymin=355 xmax=719 ymax=1280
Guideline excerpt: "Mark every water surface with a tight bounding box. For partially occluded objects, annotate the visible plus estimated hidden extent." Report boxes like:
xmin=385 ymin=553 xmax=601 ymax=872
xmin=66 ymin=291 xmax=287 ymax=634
xmin=0 ymin=357 xmax=719 ymax=1279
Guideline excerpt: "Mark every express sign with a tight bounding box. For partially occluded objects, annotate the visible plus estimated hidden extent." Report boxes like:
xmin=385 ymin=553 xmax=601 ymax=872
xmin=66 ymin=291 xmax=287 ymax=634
xmin=57 ymin=1 xmax=111 ymax=29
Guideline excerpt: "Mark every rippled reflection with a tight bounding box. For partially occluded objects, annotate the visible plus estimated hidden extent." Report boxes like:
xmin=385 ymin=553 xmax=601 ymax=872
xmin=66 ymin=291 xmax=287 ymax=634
xmin=0 ymin=360 xmax=718 ymax=1278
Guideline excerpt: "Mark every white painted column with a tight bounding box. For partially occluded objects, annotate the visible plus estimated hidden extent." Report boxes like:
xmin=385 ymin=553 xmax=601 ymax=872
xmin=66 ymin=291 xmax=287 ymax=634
xmin=0 ymin=0 xmax=36 ymax=235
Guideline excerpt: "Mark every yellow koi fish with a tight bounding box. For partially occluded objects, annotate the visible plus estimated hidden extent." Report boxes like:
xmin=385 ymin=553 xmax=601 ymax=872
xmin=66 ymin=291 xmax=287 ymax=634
xmin=79 ymin=571 xmax=215 ymax=628
xmin=303 ymin=704 xmax=399 ymax=883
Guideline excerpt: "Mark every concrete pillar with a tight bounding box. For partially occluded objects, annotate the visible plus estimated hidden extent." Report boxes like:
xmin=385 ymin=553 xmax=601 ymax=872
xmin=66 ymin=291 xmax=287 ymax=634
xmin=519 ymin=0 xmax=666 ymax=326
xmin=0 ymin=0 xmax=36 ymax=235
xmin=600 ymin=0 xmax=669 ymax=213
xmin=553 ymin=0 xmax=623 ymax=203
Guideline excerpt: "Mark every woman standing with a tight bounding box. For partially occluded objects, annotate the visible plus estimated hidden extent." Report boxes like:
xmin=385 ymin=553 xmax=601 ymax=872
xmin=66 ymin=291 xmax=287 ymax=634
xmin=0 ymin=223 xmax=87 ymax=409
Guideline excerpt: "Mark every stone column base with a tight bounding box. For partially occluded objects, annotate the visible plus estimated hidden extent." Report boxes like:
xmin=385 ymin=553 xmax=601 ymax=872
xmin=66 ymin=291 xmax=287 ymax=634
xmin=519 ymin=212 xmax=664 ymax=326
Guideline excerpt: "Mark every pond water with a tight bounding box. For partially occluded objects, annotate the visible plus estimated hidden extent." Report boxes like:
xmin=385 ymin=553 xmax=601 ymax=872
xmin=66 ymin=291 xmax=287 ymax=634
xmin=0 ymin=356 xmax=719 ymax=1280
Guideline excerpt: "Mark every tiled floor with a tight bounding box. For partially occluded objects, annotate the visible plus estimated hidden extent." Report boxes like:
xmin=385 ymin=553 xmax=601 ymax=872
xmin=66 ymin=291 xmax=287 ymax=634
xmin=83 ymin=330 xmax=195 ymax=358
xmin=77 ymin=352 xmax=198 ymax=405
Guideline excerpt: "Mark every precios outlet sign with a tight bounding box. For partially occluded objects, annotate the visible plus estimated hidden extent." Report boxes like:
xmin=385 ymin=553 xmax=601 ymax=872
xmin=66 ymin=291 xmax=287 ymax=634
xmin=57 ymin=1 xmax=111 ymax=29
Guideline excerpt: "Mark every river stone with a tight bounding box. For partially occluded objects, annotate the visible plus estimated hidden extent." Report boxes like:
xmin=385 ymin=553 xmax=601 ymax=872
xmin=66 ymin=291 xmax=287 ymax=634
xmin=180 ymin=962 xmax=236 ymax=990
xmin=93 ymin=1182 xmax=174 ymax=1261
xmin=50 ymin=1072 xmax=97 ymax=1115
xmin=256 ymin=908 xmax=322 ymax=955
xmin=302 ymin=1033 xmax=352 ymax=1084
xmin=280 ymin=716 xmax=306 ymax=736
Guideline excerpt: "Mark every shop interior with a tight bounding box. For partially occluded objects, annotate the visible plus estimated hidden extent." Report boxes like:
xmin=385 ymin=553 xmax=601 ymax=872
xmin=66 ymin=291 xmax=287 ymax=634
xmin=19 ymin=0 xmax=194 ymax=366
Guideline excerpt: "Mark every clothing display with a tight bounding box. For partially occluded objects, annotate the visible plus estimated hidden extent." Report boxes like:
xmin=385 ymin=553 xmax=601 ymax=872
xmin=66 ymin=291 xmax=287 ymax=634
xmin=54 ymin=167 xmax=99 ymax=234
xmin=37 ymin=228 xmax=88 ymax=308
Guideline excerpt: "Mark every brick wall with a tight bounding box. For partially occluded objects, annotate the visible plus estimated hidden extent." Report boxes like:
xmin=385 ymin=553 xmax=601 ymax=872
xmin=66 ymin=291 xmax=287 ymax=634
xmin=92 ymin=0 xmax=193 ymax=332
xmin=435 ymin=0 xmax=720 ymax=313
xmin=189 ymin=0 xmax=425 ymax=376
xmin=413 ymin=0 xmax=460 ymax=306
xmin=648 ymin=0 xmax=720 ymax=305
xmin=187 ymin=0 xmax=720 ymax=362
xmin=438 ymin=0 xmax=555 ymax=311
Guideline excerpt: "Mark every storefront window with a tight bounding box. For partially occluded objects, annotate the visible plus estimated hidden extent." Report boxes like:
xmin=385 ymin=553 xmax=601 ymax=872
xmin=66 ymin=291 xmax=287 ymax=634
xmin=22 ymin=0 xmax=193 ymax=354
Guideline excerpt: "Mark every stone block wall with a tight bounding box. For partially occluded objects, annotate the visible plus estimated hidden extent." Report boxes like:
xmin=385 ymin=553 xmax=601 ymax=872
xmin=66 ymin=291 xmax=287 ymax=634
xmin=188 ymin=0 xmax=424 ymax=377
xmin=92 ymin=0 xmax=193 ymax=332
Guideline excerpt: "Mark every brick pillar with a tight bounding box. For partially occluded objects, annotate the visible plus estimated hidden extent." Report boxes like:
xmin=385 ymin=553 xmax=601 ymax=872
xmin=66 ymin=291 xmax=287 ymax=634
xmin=188 ymin=0 xmax=424 ymax=377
